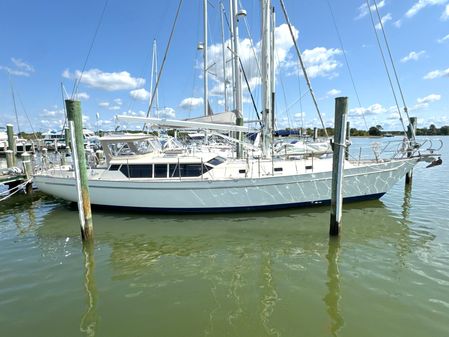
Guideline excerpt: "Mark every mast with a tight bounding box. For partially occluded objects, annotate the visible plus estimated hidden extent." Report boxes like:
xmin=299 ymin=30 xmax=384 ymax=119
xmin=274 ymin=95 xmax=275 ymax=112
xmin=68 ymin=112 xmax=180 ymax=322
xmin=231 ymin=0 xmax=242 ymax=120
xmin=261 ymin=0 xmax=272 ymax=156
xmin=203 ymin=0 xmax=209 ymax=116
xmin=150 ymin=39 xmax=160 ymax=118
xmin=270 ymin=5 xmax=275 ymax=140
xmin=220 ymin=1 xmax=228 ymax=112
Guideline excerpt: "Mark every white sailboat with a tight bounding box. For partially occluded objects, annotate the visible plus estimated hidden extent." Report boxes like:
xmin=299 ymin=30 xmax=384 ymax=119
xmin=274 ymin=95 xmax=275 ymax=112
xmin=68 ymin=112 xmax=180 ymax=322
xmin=34 ymin=0 xmax=439 ymax=212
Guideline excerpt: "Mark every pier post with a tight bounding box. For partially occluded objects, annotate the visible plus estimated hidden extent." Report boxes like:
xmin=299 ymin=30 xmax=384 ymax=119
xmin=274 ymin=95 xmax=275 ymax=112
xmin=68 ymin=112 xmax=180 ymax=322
xmin=6 ymin=124 xmax=16 ymax=165
xmin=313 ymin=127 xmax=318 ymax=141
xmin=21 ymin=152 xmax=33 ymax=194
xmin=330 ymin=97 xmax=348 ymax=236
xmin=405 ymin=117 xmax=417 ymax=185
xmin=66 ymin=99 xmax=93 ymax=241
xmin=41 ymin=148 xmax=48 ymax=168
xmin=5 ymin=150 xmax=14 ymax=168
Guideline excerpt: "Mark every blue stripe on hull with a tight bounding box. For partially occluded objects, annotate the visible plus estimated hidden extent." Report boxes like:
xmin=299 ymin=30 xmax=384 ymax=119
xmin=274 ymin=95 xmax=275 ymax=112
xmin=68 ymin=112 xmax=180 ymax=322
xmin=88 ymin=192 xmax=386 ymax=214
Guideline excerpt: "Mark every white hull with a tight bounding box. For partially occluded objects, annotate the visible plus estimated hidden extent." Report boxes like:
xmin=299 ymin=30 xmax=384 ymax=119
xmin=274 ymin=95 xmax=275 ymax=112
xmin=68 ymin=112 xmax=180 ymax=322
xmin=34 ymin=158 xmax=417 ymax=212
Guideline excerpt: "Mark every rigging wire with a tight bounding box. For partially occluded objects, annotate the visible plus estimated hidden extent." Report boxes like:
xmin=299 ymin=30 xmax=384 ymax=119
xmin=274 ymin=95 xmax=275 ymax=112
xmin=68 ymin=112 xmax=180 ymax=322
xmin=366 ymin=0 xmax=407 ymax=136
xmin=279 ymin=0 xmax=328 ymax=138
xmin=239 ymin=56 xmax=261 ymax=122
xmin=9 ymin=77 xmax=21 ymax=135
xmin=372 ymin=0 xmax=415 ymax=139
xmin=325 ymin=0 xmax=368 ymax=131
xmin=71 ymin=0 xmax=109 ymax=98
xmin=145 ymin=0 xmax=184 ymax=123
xmin=16 ymin=92 xmax=40 ymax=143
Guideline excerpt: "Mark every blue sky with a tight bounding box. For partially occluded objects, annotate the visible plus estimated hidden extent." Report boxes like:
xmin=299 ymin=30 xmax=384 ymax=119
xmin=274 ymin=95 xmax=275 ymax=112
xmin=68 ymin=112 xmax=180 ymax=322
xmin=0 ymin=0 xmax=448 ymax=132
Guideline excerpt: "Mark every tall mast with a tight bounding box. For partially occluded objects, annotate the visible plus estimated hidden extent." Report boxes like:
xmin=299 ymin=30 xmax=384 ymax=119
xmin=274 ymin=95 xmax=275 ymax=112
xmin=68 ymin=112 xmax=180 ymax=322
xmin=229 ymin=0 xmax=236 ymax=109
xmin=220 ymin=1 xmax=228 ymax=112
xmin=203 ymin=0 xmax=209 ymax=116
xmin=270 ymin=5 xmax=275 ymax=139
xmin=150 ymin=39 xmax=160 ymax=118
xmin=261 ymin=0 xmax=272 ymax=156
xmin=231 ymin=0 xmax=242 ymax=119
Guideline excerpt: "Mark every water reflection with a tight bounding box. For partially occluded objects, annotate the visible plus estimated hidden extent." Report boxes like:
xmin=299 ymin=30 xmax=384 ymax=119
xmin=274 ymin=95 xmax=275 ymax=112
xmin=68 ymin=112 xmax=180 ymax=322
xmin=401 ymin=183 xmax=412 ymax=225
xmin=324 ymin=237 xmax=343 ymax=337
xmin=80 ymin=241 xmax=98 ymax=337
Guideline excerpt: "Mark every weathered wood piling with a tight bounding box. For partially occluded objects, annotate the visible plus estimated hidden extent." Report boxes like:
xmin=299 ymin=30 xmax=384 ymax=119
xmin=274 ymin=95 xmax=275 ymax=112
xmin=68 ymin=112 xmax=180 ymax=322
xmin=66 ymin=99 xmax=93 ymax=241
xmin=21 ymin=152 xmax=33 ymax=194
xmin=6 ymin=124 xmax=16 ymax=165
xmin=330 ymin=97 xmax=348 ymax=236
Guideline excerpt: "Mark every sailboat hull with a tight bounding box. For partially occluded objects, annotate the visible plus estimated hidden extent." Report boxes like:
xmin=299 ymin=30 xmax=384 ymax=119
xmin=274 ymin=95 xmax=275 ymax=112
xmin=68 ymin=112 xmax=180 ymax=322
xmin=34 ymin=158 xmax=416 ymax=212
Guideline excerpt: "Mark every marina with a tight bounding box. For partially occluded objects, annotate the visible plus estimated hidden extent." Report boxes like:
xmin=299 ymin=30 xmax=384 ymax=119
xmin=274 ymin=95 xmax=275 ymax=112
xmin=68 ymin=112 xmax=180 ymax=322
xmin=1 ymin=0 xmax=448 ymax=335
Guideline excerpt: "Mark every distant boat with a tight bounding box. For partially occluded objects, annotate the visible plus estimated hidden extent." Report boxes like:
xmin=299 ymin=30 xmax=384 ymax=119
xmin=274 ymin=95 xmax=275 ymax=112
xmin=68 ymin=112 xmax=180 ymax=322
xmin=384 ymin=133 xmax=394 ymax=137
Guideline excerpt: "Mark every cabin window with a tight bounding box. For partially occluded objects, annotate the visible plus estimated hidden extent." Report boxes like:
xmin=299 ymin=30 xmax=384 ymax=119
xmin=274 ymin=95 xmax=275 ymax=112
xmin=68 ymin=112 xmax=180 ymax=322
xmin=154 ymin=164 xmax=168 ymax=178
xmin=305 ymin=165 xmax=313 ymax=170
xmin=207 ymin=156 xmax=226 ymax=166
xmin=239 ymin=169 xmax=246 ymax=174
xmin=169 ymin=164 xmax=180 ymax=177
xmin=274 ymin=167 xmax=283 ymax=172
xmin=170 ymin=163 xmax=212 ymax=177
xmin=109 ymin=164 xmax=121 ymax=171
xmin=119 ymin=164 xmax=153 ymax=178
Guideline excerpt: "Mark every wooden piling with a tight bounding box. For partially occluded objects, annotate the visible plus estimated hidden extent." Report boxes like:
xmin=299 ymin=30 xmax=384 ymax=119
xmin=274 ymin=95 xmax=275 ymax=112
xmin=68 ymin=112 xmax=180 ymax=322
xmin=329 ymin=97 xmax=348 ymax=236
xmin=405 ymin=117 xmax=417 ymax=185
xmin=313 ymin=127 xmax=318 ymax=141
xmin=5 ymin=150 xmax=14 ymax=168
xmin=21 ymin=152 xmax=33 ymax=194
xmin=66 ymin=99 xmax=93 ymax=241
xmin=6 ymin=124 xmax=16 ymax=165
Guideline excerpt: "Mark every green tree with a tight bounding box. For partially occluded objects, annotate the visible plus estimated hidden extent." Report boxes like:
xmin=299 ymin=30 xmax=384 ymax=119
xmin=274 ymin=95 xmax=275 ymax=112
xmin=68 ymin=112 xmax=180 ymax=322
xmin=368 ymin=126 xmax=382 ymax=136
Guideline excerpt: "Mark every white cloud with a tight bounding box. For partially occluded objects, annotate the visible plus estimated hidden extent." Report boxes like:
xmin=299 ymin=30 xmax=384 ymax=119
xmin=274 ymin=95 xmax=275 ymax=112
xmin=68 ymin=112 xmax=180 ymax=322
xmin=300 ymin=47 xmax=342 ymax=78
xmin=98 ymin=101 xmax=110 ymax=107
xmin=130 ymin=88 xmax=150 ymax=101
xmin=113 ymin=98 xmax=122 ymax=105
xmin=109 ymin=106 xmax=121 ymax=111
xmin=157 ymin=107 xmax=176 ymax=119
xmin=442 ymin=4 xmax=449 ymax=19
xmin=375 ymin=13 xmax=393 ymax=30
xmin=179 ymin=97 xmax=204 ymax=110
xmin=424 ymin=68 xmax=449 ymax=79
xmin=11 ymin=58 xmax=34 ymax=72
xmin=416 ymin=94 xmax=441 ymax=104
xmin=355 ymin=0 xmax=386 ymax=20
xmin=437 ymin=33 xmax=449 ymax=43
xmin=62 ymin=68 xmax=145 ymax=91
xmin=350 ymin=103 xmax=387 ymax=116
xmin=0 ymin=66 xmax=31 ymax=76
xmin=74 ymin=92 xmax=89 ymax=100
xmin=393 ymin=19 xmax=403 ymax=28
xmin=400 ymin=50 xmax=426 ymax=63
xmin=41 ymin=108 xmax=65 ymax=117
xmin=406 ymin=0 xmax=448 ymax=18
xmin=327 ymin=89 xmax=341 ymax=97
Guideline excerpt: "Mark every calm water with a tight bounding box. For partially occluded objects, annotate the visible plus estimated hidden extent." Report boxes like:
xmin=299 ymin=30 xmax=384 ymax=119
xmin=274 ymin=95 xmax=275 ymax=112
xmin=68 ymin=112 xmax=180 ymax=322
xmin=1 ymin=137 xmax=448 ymax=337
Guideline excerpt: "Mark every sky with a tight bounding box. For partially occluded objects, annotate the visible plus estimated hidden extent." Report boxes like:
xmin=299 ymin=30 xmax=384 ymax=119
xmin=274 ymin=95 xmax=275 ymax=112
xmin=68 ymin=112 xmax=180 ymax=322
xmin=0 ymin=0 xmax=448 ymax=133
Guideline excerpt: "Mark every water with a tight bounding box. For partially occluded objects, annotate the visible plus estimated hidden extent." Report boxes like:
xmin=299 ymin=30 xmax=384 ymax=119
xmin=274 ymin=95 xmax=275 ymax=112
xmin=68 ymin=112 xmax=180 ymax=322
xmin=1 ymin=137 xmax=448 ymax=337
